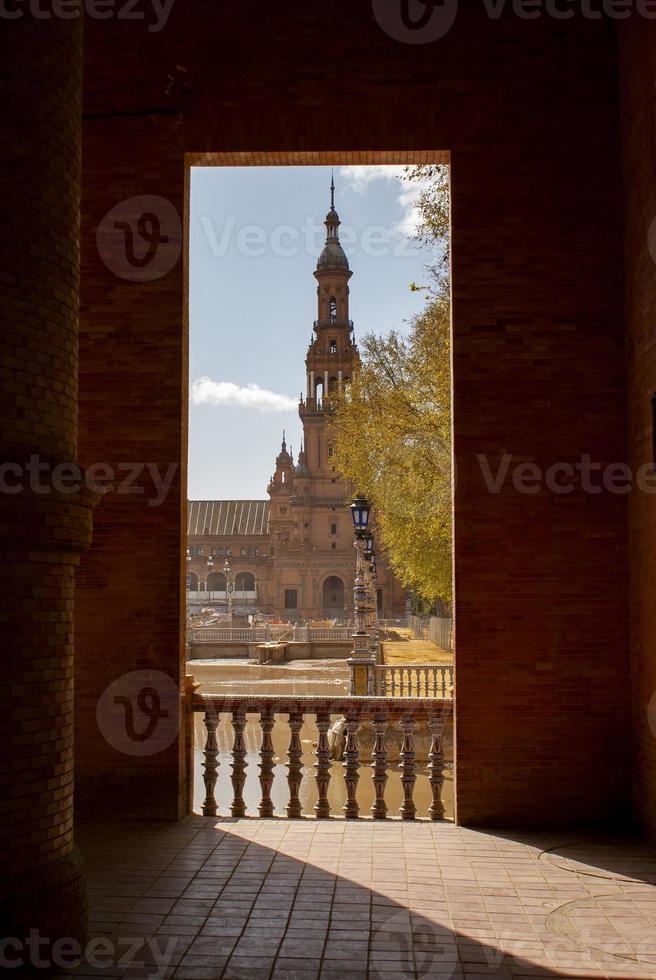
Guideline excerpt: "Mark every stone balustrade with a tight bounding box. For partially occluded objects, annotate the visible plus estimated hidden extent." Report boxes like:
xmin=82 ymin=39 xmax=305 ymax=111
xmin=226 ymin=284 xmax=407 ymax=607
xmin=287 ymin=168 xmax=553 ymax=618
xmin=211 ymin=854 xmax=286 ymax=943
xmin=375 ymin=664 xmax=454 ymax=698
xmin=194 ymin=694 xmax=452 ymax=821
xmin=293 ymin=626 xmax=353 ymax=642
xmin=190 ymin=625 xmax=352 ymax=645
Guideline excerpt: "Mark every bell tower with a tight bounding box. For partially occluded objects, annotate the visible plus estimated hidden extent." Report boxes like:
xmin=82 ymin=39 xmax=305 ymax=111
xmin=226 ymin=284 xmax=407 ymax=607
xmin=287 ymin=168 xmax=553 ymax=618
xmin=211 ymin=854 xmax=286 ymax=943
xmin=301 ymin=176 xmax=359 ymax=475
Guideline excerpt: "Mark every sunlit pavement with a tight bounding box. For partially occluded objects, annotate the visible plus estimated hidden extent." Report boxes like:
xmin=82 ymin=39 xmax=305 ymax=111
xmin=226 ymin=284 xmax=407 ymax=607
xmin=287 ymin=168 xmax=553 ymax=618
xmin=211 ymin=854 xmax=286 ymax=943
xmin=59 ymin=818 xmax=656 ymax=979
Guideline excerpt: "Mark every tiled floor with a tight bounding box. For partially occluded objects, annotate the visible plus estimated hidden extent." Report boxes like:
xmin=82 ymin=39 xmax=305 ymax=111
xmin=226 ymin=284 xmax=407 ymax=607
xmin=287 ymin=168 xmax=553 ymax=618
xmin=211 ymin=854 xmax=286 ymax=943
xmin=61 ymin=817 xmax=656 ymax=979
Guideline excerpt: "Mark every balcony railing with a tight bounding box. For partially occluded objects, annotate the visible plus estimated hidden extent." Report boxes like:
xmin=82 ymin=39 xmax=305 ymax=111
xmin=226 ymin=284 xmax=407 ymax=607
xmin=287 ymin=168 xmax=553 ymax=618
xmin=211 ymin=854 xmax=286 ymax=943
xmin=187 ymin=590 xmax=258 ymax=603
xmin=190 ymin=624 xmax=291 ymax=644
xmin=375 ymin=664 xmax=454 ymax=698
xmin=193 ymin=694 xmax=452 ymax=821
xmin=292 ymin=626 xmax=352 ymax=642
xmin=189 ymin=625 xmax=354 ymax=645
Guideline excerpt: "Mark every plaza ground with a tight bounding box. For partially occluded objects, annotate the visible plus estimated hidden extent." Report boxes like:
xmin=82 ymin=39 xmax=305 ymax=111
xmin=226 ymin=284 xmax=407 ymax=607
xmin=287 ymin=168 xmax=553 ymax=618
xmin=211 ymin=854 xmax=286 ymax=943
xmin=61 ymin=817 xmax=656 ymax=979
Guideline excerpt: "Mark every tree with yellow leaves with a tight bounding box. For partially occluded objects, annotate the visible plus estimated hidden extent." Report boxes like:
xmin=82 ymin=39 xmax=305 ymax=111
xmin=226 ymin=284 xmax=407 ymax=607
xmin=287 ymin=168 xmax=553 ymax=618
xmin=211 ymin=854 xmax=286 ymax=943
xmin=331 ymin=166 xmax=452 ymax=605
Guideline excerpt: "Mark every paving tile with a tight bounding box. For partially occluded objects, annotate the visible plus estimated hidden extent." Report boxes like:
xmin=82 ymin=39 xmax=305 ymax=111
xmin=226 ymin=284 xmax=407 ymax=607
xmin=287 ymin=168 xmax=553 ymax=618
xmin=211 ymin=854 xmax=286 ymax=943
xmin=75 ymin=818 xmax=656 ymax=980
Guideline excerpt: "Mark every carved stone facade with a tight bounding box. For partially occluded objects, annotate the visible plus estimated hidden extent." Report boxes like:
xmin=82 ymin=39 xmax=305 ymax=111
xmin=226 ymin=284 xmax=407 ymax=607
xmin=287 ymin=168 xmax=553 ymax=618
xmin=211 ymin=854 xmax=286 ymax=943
xmin=187 ymin=186 xmax=406 ymax=621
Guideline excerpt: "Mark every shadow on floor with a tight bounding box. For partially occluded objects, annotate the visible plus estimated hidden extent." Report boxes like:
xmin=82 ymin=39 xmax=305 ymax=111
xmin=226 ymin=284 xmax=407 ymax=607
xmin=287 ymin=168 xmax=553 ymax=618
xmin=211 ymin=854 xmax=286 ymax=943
xmin=45 ymin=817 xmax=656 ymax=979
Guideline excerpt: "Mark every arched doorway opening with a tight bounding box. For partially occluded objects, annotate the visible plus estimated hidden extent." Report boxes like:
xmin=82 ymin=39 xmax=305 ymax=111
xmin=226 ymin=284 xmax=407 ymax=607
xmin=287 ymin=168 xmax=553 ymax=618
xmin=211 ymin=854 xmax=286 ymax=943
xmin=207 ymin=571 xmax=226 ymax=593
xmin=186 ymin=571 xmax=198 ymax=592
xmin=322 ymin=575 xmax=345 ymax=618
xmin=235 ymin=571 xmax=256 ymax=595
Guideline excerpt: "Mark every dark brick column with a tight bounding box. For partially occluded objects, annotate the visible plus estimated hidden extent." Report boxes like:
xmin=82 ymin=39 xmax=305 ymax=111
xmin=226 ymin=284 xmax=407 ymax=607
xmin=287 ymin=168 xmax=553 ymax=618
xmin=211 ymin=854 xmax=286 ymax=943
xmin=0 ymin=17 xmax=92 ymax=946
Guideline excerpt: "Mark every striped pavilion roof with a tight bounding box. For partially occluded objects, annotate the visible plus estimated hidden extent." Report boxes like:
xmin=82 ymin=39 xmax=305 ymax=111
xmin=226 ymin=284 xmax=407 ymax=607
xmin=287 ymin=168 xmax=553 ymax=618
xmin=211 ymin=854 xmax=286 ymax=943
xmin=188 ymin=500 xmax=270 ymax=537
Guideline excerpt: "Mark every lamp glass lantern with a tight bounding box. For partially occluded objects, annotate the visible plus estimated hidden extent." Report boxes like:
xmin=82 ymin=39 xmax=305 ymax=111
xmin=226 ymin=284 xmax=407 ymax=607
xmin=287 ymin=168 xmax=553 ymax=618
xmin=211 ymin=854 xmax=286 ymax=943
xmin=351 ymin=495 xmax=370 ymax=537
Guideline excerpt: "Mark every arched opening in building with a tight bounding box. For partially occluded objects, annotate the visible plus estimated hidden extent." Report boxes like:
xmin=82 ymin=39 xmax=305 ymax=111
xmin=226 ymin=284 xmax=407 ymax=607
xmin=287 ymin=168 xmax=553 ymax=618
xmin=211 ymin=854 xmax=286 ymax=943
xmin=329 ymin=296 xmax=337 ymax=321
xmin=186 ymin=571 xmax=198 ymax=592
xmin=235 ymin=571 xmax=256 ymax=593
xmin=315 ymin=377 xmax=324 ymax=403
xmin=322 ymin=575 xmax=345 ymax=617
xmin=207 ymin=571 xmax=227 ymax=592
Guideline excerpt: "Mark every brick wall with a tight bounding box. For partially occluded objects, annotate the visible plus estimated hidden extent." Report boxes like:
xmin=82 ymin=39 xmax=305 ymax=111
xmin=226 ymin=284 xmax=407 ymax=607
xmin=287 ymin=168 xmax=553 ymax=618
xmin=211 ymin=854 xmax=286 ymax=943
xmin=0 ymin=16 xmax=89 ymax=942
xmin=76 ymin=119 xmax=187 ymax=819
xmin=620 ymin=22 xmax=656 ymax=840
xmin=79 ymin=5 xmax=629 ymax=826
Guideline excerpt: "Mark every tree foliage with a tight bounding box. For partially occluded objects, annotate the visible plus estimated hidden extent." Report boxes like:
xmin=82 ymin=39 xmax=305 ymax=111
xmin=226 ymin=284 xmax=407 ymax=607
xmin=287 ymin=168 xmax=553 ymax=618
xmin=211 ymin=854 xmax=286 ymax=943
xmin=331 ymin=166 xmax=452 ymax=604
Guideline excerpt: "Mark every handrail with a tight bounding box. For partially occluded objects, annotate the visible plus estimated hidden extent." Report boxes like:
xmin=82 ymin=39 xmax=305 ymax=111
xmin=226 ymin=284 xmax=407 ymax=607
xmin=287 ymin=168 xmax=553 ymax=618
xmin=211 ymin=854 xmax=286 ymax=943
xmin=375 ymin=664 xmax=454 ymax=698
xmin=193 ymin=693 xmax=452 ymax=821
xmin=189 ymin=625 xmax=354 ymax=645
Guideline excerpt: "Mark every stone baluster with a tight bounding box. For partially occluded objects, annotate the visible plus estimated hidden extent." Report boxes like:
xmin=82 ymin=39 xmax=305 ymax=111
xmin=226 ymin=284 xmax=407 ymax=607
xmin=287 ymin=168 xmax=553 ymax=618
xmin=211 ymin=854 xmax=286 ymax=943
xmin=202 ymin=710 xmax=220 ymax=816
xmin=343 ymin=711 xmax=361 ymax=819
xmin=399 ymin=715 xmax=417 ymax=820
xmin=314 ymin=710 xmax=332 ymax=818
xmin=258 ymin=706 xmax=275 ymax=818
xmin=428 ymin=713 xmax=446 ymax=821
xmin=230 ymin=709 xmax=247 ymax=817
xmin=287 ymin=710 xmax=304 ymax=818
xmin=381 ymin=670 xmax=388 ymax=697
xmin=370 ymin=713 xmax=389 ymax=820
xmin=398 ymin=669 xmax=405 ymax=697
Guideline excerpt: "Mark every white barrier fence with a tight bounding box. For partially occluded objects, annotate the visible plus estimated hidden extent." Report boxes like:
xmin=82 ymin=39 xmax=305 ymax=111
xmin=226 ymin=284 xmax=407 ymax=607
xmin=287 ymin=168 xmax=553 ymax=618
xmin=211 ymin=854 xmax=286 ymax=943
xmin=407 ymin=615 xmax=453 ymax=651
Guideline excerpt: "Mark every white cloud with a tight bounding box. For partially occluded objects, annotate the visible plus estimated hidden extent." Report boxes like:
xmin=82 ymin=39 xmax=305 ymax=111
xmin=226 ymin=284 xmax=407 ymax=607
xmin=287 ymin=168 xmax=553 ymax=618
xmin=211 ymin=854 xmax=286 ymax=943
xmin=339 ymin=165 xmax=407 ymax=193
xmin=339 ymin=165 xmax=430 ymax=238
xmin=191 ymin=377 xmax=297 ymax=413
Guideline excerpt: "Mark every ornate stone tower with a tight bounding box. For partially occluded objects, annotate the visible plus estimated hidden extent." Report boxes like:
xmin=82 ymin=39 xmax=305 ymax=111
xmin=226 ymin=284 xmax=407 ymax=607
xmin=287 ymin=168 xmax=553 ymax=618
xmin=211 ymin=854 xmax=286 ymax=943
xmin=301 ymin=174 xmax=359 ymax=476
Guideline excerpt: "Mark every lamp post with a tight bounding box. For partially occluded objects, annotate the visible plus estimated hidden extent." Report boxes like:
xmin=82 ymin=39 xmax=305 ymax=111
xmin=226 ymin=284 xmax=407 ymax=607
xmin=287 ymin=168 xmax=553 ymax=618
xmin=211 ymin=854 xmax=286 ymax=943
xmin=206 ymin=556 xmax=214 ymax=604
xmin=348 ymin=495 xmax=377 ymax=696
xmin=368 ymin=550 xmax=380 ymax=662
xmin=223 ymin=557 xmax=234 ymax=623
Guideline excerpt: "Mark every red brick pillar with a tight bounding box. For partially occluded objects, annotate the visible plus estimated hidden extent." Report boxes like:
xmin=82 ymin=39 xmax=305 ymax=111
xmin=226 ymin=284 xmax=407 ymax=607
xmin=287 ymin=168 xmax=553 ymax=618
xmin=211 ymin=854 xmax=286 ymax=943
xmin=0 ymin=17 xmax=92 ymax=948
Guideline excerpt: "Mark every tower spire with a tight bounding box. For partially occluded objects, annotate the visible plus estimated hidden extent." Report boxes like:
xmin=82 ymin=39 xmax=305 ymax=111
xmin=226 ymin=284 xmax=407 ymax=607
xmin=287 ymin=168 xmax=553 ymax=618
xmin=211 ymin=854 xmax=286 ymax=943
xmin=330 ymin=170 xmax=335 ymax=210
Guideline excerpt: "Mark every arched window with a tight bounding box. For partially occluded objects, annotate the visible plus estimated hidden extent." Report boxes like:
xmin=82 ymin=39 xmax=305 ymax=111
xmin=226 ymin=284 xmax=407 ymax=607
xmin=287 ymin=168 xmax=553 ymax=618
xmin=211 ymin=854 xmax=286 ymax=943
xmin=329 ymin=296 xmax=337 ymax=321
xmin=330 ymin=523 xmax=337 ymax=535
xmin=186 ymin=572 xmax=199 ymax=592
xmin=235 ymin=572 xmax=256 ymax=592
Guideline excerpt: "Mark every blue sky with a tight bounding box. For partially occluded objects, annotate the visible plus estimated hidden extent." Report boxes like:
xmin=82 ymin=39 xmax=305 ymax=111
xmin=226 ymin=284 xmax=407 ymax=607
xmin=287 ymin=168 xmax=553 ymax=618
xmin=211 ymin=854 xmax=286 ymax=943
xmin=188 ymin=165 xmax=436 ymax=499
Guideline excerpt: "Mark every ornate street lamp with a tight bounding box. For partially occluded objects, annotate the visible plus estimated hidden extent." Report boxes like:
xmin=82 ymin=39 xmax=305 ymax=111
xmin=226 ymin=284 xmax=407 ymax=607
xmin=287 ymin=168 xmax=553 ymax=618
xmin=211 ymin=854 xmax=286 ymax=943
xmin=350 ymin=495 xmax=370 ymax=537
xmin=348 ymin=495 xmax=376 ymax=696
xmin=223 ymin=557 xmax=234 ymax=622
xmin=206 ymin=556 xmax=214 ymax=602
